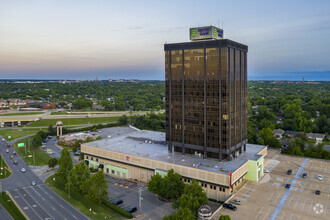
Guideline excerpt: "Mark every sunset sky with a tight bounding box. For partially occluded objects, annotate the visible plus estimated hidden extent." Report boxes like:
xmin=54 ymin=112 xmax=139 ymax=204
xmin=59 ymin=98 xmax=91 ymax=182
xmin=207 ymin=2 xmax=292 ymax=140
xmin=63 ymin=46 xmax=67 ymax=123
xmin=1 ymin=0 xmax=329 ymax=80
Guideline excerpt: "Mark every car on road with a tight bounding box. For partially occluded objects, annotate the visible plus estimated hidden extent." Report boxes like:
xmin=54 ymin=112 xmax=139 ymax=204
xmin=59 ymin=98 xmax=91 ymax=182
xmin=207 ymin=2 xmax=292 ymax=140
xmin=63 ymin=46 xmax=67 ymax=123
xmin=287 ymin=169 xmax=292 ymax=175
xmin=231 ymin=200 xmax=241 ymax=205
xmin=315 ymin=190 xmax=321 ymax=195
xmin=31 ymin=181 xmax=36 ymax=186
xmin=13 ymin=160 xmax=18 ymax=165
xmin=7 ymin=144 xmax=10 ymax=148
xmin=302 ymin=173 xmax=307 ymax=178
xmin=264 ymin=169 xmax=269 ymax=173
xmin=2 ymin=138 xmax=5 ymax=141
xmin=223 ymin=203 xmax=237 ymax=211
xmin=13 ymin=151 xmax=17 ymax=155
xmin=5 ymin=149 xmax=9 ymax=153
xmin=112 ymin=199 xmax=123 ymax=205
xmin=10 ymin=155 xmax=14 ymax=159
xmin=21 ymin=168 xmax=26 ymax=172
xmin=126 ymin=207 xmax=137 ymax=213
xmin=285 ymin=184 xmax=291 ymax=189
xmin=318 ymin=175 xmax=323 ymax=180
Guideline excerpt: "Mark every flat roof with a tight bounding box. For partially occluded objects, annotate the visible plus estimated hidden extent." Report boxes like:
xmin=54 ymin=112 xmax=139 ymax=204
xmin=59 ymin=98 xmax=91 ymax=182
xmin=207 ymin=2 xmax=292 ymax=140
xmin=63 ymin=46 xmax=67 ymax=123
xmin=84 ymin=128 xmax=266 ymax=175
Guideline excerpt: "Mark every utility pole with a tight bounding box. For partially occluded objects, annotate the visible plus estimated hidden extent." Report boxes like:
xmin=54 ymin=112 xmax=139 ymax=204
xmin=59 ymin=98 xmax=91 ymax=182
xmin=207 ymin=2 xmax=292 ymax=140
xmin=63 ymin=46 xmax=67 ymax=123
xmin=139 ymin=187 xmax=143 ymax=216
xmin=68 ymin=174 xmax=71 ymax=198
xmin=33 ymin=151 xmax=35 ymax=165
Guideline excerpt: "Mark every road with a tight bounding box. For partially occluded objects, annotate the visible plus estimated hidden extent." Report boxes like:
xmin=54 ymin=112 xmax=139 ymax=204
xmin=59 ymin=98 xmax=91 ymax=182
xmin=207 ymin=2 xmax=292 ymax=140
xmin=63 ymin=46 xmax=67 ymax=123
xmin=0 ymin=136 xmax=89 ymax=220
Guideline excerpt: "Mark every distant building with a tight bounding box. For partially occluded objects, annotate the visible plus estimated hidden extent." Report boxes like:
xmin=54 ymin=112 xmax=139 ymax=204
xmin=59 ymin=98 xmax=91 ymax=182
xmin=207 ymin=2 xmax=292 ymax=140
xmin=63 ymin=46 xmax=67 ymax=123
xmin=273 ymin=129 xmax=285 ymax=139
xmin=92 ymin=105 xmax=105 ymax=111
xmin=306 ymin=133 xmax=325 ymax=142
xmin=285 ymin=130 xmax=299 ymax=138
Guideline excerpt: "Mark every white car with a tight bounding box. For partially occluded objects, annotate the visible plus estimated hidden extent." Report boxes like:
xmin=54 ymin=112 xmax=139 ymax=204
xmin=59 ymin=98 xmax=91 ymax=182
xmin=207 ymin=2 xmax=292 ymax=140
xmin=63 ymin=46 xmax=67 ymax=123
xmin=318 ymin=175 xmax=323 ymax=180
xmin=2 ymin=138 xmax=5 ymax=141
xmin=264 ymin=169 xmax=269 ymax=173
xmin=21 ymin=168 xmax=26 ymax=173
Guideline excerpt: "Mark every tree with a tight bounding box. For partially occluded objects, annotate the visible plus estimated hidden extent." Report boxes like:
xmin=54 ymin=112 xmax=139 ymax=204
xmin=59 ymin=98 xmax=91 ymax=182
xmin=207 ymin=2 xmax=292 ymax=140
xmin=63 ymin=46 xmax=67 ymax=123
xmin=81 ymin=170 xmax=107 ymax=204
xmin=173 ymin=180 xmax=208 ymax=215
xmin=66 ymin=161 xmax=90 ymax=193
xmin=48 ymin=158 xmax=58 ymax=169
xmin=37 ymin=130 xmax=48 ymax=139
xmin=48 ymin=125 xmax=56 ymax=135
xmin=55 ymin=148 xmax=73 ymax=184
xmin=74 ymin=139 xmax=80 ymax=149
xmin=119 ymin=115 xmax=128 ymax=125
xmin=258 ymin=128 xmax=281 ymax=148
xmin=147 ymin=169 xmax=184 ymax=200
xmin=163 ymin=207 xmax=195 ymax=220
xmin=219 ymin=215 xmax=231 ymax=220
xmin=32 ymin=134 xmax=42 ymax=147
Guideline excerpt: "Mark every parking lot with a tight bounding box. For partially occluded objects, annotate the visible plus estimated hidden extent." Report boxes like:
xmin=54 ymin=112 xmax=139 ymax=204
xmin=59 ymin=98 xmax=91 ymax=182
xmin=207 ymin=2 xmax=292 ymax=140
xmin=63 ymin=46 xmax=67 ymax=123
xmin=217 ymin=149 xmax=330 ymax=220
xmin=106 ymin=175 xmax=174 ymax=219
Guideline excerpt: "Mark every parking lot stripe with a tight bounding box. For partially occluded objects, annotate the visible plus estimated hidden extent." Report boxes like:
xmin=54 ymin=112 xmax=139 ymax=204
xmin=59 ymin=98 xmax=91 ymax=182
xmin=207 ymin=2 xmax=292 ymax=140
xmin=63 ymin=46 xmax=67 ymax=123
xmin=269 ymin=158 xmax=308 ymax=220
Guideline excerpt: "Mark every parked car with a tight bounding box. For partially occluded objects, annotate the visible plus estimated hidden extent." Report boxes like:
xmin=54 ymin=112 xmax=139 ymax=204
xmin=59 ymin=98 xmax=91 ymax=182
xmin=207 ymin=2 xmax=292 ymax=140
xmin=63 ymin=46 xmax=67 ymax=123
xmin=112 ymin=199 xmax=123 ymax=205
xmin=126 ymin=207 xmax=137 ymax=213
xmin=21 ymin=168 xmax=26 ymax=173
xmin=302 ymin=173 xmax=307 ymax=178
xmin=223 ymin=203 xmax=237 ymax=211
xmin=13 ymin=160 xmax=18 ymax=165
xmin=315 ymin=190 xmax=321 ymax=195
xmin=287 ymin=169 xmax=292 ymax=175
xmin=264 ymin=169 xmax=269 ymax=173
xmin=318 ymin=175 xmax=323 ymax=180
xmin=31 ymin=181 xmax=36 ymax=186
xmin=285 ymin=184 xmax=291 ymax=189
xmin=231 ymin=200 xmax=241 ymax=205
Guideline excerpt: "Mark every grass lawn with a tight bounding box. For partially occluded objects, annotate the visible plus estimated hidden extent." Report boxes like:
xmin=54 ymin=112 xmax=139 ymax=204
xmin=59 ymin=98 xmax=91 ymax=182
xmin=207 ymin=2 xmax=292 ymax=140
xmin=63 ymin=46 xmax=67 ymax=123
xmin=0 ymin=128 xmax=47 ymax=141
xmin=0 ymin=112 xmax=44 ymax=116
xmin=0 ymin=154 xmax=11 ymax=179
xmin=45 ymin=174 xmax=124 ymax=220
xmin=0 ymin=192 xmax=26 ymax=220
xmin=50 ymin=112 xmax=70 ymax=115
xmin=27 ymin=116 xmax=120 ymax=127
xmin=13 ymin=137 xmax=52 ymax=166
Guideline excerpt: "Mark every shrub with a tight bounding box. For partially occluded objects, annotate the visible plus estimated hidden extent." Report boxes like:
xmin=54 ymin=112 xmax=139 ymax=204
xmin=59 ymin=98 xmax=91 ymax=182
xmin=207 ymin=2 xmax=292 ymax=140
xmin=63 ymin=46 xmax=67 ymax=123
xmin=101 ymin=198 xmax=133 ymax=219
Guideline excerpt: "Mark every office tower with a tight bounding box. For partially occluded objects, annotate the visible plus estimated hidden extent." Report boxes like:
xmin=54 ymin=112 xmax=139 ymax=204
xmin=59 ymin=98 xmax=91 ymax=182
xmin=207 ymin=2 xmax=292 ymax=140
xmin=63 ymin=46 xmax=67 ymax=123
xmin=164 ymin=26 xmax=248 ymax=161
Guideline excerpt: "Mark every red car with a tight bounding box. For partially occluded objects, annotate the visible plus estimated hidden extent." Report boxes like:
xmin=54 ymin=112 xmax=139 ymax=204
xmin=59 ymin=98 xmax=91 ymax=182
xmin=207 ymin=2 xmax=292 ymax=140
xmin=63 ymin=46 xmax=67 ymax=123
xmin=7 ymin=144 xmax=10 ymax=148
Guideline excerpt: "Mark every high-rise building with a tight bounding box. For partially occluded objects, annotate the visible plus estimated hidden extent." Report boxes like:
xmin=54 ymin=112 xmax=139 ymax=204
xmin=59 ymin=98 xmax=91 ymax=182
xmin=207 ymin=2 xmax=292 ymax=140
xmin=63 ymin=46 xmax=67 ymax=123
xmin=164 ymin=26 xmax=248 ymax=161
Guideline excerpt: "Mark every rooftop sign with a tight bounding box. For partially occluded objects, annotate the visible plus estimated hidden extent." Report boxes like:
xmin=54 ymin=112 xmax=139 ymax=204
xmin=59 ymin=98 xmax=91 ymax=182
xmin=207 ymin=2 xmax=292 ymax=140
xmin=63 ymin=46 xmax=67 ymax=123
xmin=190 ymin=26 xmax=224 ymax=41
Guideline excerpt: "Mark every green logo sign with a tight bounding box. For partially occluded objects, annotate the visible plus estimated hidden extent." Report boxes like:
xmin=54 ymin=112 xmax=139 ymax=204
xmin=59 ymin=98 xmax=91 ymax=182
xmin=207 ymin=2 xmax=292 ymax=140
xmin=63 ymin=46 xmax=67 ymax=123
xmin=191 ymin=29 xmax=197 ymax=37
xmin=18 ymin=143 xmax=25 ymax=147
xmin=213 ymin=28 xmax=217 ymax=36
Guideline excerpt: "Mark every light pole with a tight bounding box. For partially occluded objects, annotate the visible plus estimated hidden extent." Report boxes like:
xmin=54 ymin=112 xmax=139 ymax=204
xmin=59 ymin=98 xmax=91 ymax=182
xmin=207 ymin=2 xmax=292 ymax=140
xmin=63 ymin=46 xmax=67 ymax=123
xmin=68 ymin=174 xmax=71 ymax=198
xmin=139 ymin=187 xmax=143 ymax=216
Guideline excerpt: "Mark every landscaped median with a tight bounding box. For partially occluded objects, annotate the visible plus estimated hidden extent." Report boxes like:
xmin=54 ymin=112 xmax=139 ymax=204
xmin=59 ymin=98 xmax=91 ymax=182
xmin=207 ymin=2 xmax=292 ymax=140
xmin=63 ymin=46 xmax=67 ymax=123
xmin=0 ymin=154 xmax=11 ymax=179
xmin=45 ymin=174 xmax=129 ymax=220
xmin=0 ymin=128 xmax=47 ymax=141
xmin=0 ymin=191 xmax=27 ymax=220
xmin=13 ymin=137 xmax=52 ymax=166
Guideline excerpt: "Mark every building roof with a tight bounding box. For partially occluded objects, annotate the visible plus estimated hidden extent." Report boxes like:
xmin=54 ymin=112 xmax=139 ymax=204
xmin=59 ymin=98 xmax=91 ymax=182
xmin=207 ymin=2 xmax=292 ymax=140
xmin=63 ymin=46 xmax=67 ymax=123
xmin=83 ymin=129 xmax=266 ymax=175
xmin=273 ymin=129 xmax=285 ymax=135
xmin=323 ymin=145 xmax=330 ymax=152
xmin=306 ymin=133 xmax=325 ymax=139
xmin=285 ymin=130 xmax=299 ymax=136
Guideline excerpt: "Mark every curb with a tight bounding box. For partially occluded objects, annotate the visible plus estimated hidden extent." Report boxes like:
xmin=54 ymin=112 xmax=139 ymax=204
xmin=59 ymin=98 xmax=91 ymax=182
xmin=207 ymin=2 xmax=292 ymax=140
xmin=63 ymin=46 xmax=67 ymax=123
xmin=6 ymin=190 xmax=30 ymax=220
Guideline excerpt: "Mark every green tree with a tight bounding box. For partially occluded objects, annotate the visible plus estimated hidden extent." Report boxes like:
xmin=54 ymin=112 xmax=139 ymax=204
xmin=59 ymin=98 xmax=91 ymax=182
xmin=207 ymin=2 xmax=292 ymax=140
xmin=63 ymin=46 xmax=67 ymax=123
xmin=37 ymin=130 xmax=48 ymax=139
xmin=173 ymin=180 xmax=208 ymax=215
xmin=48 ymin=158 xmax=58 ymax=169
xmin=119 ymin=115 xmax=128 ymax=125
xmin=32 ymin=134 xmax=42 ymax=147
xmin=163 ymin=207 xmax=195 ymax=220
xmin=147 ymin=169 xmax=184 ymax=200
xmin=48 ymin=125 xmax=56 ymax=135
xmin=74 ymin=139 xmax=80 ymax=149
xmin=55 ymin=148 xmax=73 ymax=184
xmin=66 ymin=161 xmax=90 ymax=193
xmin=258 ymin=128 xmax=281 ymax=148
xmin=81 ymin=170 xmax=107 ymax=204
xmin=219 ymin=215 xmax=231 ymax=220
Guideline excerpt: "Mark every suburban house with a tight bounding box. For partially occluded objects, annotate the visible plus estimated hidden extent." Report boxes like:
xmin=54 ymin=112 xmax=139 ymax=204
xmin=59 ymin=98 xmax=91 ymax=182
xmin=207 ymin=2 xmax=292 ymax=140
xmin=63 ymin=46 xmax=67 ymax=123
xmin=306 ymin=133 xmax=325 ymax=142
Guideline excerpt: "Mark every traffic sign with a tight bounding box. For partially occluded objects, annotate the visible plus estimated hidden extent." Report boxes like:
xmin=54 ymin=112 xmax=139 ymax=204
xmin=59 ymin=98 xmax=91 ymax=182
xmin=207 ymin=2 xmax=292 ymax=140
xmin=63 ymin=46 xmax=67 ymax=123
xmin=18 ymin=143 xmax=25 ymax=147
xmin=8 ymin=136 xmax=11 ymax=139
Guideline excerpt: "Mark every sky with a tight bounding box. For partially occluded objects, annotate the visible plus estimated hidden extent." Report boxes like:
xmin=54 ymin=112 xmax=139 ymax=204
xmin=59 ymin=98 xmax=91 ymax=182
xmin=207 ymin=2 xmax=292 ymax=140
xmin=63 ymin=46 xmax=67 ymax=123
xmin=0 ymin=0 xmax=330 ymax=80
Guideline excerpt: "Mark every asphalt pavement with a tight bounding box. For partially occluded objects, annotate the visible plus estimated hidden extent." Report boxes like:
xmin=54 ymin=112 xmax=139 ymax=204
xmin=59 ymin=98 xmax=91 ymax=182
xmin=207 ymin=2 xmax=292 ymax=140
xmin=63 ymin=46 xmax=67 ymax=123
xmin=0 ymin=136 xmax=89 ymax=220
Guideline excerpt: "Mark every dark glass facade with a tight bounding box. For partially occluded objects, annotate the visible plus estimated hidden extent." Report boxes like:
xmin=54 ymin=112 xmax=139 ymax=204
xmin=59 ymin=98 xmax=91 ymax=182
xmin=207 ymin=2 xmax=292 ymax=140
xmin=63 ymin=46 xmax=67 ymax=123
xmin=165 ymin=39 xmax=248 ymax=161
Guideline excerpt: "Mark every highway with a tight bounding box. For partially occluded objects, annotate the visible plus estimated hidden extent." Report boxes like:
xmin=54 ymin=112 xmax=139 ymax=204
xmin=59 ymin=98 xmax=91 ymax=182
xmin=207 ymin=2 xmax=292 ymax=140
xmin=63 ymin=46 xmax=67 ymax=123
xmin=0 ymin=136 xmax=89 ymax=220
